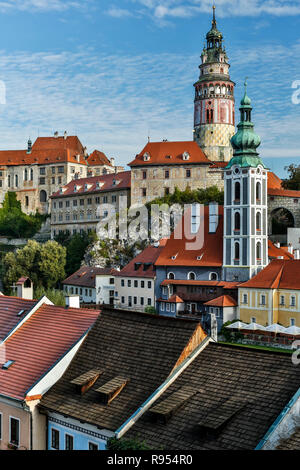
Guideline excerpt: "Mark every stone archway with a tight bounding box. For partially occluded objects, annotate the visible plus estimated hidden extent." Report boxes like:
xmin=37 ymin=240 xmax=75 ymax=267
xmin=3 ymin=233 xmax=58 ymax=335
xmin=270 ymin=207 xmax=295 ymax=236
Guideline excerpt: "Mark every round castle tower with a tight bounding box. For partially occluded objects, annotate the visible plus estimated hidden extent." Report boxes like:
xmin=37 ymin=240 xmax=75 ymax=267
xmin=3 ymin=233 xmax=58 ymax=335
xmin=193 ymin=5 xmax=235 ymax=162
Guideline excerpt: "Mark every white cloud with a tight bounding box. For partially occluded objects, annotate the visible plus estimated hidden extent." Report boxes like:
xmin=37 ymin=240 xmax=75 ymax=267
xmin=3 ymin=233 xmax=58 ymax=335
xmin=106 ymin=6 xmax=133 ymax=18
xmin=0 ymin=0 xmax=91 ymax=13
xmin=132 ymin=0 xmax=300 ymax=20
xmin=0 ymin=38 xmax=299 ymax=169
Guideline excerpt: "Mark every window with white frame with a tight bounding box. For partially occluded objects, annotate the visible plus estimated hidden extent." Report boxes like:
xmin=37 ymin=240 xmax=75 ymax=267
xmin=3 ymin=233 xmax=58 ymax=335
xmin=162 ymin=286 xmax=168 ymax=295
xmin=290 ymin=318 xmax=296 ymax=326
xmin=242 ymin=293 xmax=248 ymax=304
xmin=89 ymin=442 xmax=99 ymax=451
xmin=161 ymin=302 xmax=165 ymax=311
xmin=187 ymin=272 xmax=196 ymax=280
xmin=261 ymin=294 xmax=266 ymax=306
xmin=291 ymin=296 xmax=296 ymax=307
xmin=280 ymin=295 xmax=285 ymax=305
xmin=171 ymin=303 xmax=175 ymax=313
xmin=167 ymin=272 xmax=175 ymax=280
xmin=210 ymin=272 xmax=218 ymax=281
xmin=65 ymin=434 xmax=74 ymax=450
xmin=166 ymin=303 xmax=170 ymax=312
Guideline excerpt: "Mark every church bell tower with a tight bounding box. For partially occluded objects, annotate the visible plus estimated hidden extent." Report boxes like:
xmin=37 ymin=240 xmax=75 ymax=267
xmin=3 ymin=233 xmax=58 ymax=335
xmin=223 ymin=81 xmax=268 ymax=282
xmin=193 ymin=5 xmax=235 ymax=162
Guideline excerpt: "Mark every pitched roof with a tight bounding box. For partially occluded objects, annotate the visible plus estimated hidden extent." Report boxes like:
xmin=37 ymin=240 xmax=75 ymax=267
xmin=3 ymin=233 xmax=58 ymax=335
xmin=126 ymin=343 xmax=300 ymax=450
xmin=0 ymin=296 xmax=37 ymax=341
xmin=240 ymin=259 xmax=300 ymax=290
xmin=86 ymin=150 xmax=112 ymax=167
xmin=204 ymin=295 xmax=237 ymax=307
xmin=160 ymin=280 xmax=240 ymax=288
xmin=268 ymin=171 xmax=283 ymax=190
xmin=158 ymin=295 xmax=184 ymax=303
xmin=0 ymin=136 xmax=87 ymax=166
xmin=268 ymin=240 xmax=294 ymax=260
xmin=268 ymin=187 xmax=300 ymax=198
xmin=63 ymin=266 xmax=118 ymax=288
xmin=155 ymin=207 xmax=293 ymax=268
xmin=39 ymin=308 xmax=206 ymax=431
xmin=128 ymin=141 xmax=210 ymax=167
xmin=51 ymin=171 xmax=131 ymax=198
xmin=115 ymin=240 xmax=167 ymax=279
xmin=155 ymin=205 xmax=224 ymax=267
xmin=0 ymin=302 xmax=100 ymax=400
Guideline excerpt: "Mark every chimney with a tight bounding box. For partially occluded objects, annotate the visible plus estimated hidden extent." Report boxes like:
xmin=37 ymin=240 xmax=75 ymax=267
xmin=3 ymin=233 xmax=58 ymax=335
xmin=54 ymin=131 xmax=59 ymax=138
xmin=27 ymin=138 xmax=32 ymax=154
xmin=110 ymin=157 xmax=115 ymax=167
xmin=209 ymin=201 xmax=219 ymax=233
xmin=275 ymin=241 xmax=280 ymax=248
xmin=210 ymin=313 xmax=218 ymax=342
xmin=83 ymin=147 xmax=88 ymax=157
xmin=64 ymin=131 xmax=67 ymax=140
xmin=288 ymin=243 xmax=294 ymax=254
xmin=294 ymin=249 xmax=300 ymax=260
xmin=76 ymin=154 xmax=80 ymax=163
xmin=65 ymin=295 xmax=80 ymax=309
xmin=16 ymin=277 xmax=33 ymax=300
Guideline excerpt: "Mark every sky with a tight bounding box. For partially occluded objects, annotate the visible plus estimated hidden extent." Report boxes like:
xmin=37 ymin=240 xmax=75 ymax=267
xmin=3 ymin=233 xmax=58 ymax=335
xmin=0 ymin=1 xmax=299 ymax=177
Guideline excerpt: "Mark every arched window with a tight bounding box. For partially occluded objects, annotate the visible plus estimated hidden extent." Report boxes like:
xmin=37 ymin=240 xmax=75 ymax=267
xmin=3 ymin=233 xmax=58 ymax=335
xmin=25 ymin=196 xmax=29 ymax=207
xmin=40 ymin=190 xmax=47 ymax=203
xmin=168 ymin=272 xmax=175 ymax=280
xmin=256 ymin=182 xmax=261 ymax=201
xmin=206 ymin=109 xmax=210 ymax=123
xmin=256 ymin=212 xmax=261 ymax=231
xmin=234 ymin=242 xmax=240 ymax=260
xmin=235 ymin=182 xmax=241 ymax=201
xmin=24 ymin=168 xmax=28 ymax=181
xmin=210 ymin=272 xmax=218 ymax=281
xmin=187 ymin=272 xmax=196 ymax=280
xmin=234 ymin=212 xmax=241 ymax=231
xmin=30 ymin=168 xmax=34 ymax=181
xmin=210 ymin=109 xmax=213 ymax=123
xmin=256 ymin=242 xmax=262 ymax=261
xmin=15 ymin=174 xmax=18 ymax=187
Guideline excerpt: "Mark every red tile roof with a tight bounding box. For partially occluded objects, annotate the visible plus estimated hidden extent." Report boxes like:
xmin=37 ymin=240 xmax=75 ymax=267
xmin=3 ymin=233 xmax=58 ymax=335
xmin=63 ymin=266 xmax=118 ymax=288
xmin=268 ymin=240 xmax=294 ymax=260
xmin=267 ymin=171 xmax=300 ymax=198
xmin=209 ymin=161 xmax=228 ymax=168
xmin=204 ymin=295 xmax=237 ymax=307
xmin=129 ymin=141 xmax=210 ymax=167
xmin=155 ymin=207 xmax=294 ymax=268
xmin=116 ymin=240 xmax=167 ymax=278
xmin=155 ymin=205 xmax=224 ymax=267
xmin=0 ymin=302 xmax=100 ymax=400
xmin=86 ymin=150 xmax=112 ymax=167
xmin=51 ymin=170 xmax=131 ymax=198
xmin=161 ymin=279 xmax=240 ymax=288
xmin=0 ymin=296 xmax=37 ymax=341
xmin=240 ymin=259 xmax=300 ymax=290
xmin=0 ymin=136 xmax=87 ymax=166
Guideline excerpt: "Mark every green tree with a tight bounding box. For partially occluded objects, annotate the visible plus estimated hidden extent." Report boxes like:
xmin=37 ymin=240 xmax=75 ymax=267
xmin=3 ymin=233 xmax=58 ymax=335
xmin=107 ymin=437 xmax=152 ymax=450
xmin=34 ymin=287 xmax=66 ymax=306
xmin=282 ymin=164 xmax=300 ymax=190
xmin=55 ymin=231 xmax=98 ymax=276
xmin=144 ymin=306 xmax=157 ymax=315
xmin=3 ymin=239 xmax=66 ymax=291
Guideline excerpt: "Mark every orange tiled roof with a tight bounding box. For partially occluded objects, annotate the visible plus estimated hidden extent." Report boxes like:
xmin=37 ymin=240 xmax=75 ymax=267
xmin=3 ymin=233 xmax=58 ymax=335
xmin=0 ymin=136 xmax=87 ymax=166
xmin=86 ymin=150 xmax=112 ymax=167
xmin=129 ymin=141 xmax=210 ymax=167
xmin=51 ymin=171 xmax=131 ymax=198
xmin=155 ymin=205 xmax=224 ymax=267
xmin=268 ymin=171 xmax=283 ymax=190
xmin=267 ymin=171 xmax=300 ymax=198
xmin=268 ymin=240 xmax=294 ymax=260
xmin=115 ymin=240 xmax=167 ymax=279
xmin=240 ymin=259 xmax=300 ymax=290
xmin=155 ymin=206 xmax=294 ymax=268
xmin=204 ymin=295 xmax=237 ymax=307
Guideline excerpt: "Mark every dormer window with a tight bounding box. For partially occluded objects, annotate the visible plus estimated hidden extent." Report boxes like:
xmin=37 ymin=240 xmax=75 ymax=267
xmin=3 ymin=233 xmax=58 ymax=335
xmin=182 ymin=151 xmax=190 ymax=161
xmin=74 ymin=185 xmax=78 ymax=193
xmin=143 ymin=152 xmax=150 ymax=161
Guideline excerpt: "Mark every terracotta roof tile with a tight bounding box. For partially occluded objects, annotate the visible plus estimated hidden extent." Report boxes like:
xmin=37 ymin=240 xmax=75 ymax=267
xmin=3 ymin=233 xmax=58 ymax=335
xmin=115 ymin=240 xmax=167 ymax=279
xmin=0 ymin=296 xmax=37 ymax=341
xmin=63 ymin=266 xmax=118 ymax=288
xmin=129 ymin=141 xmax=210 ymax=167
xmin=240 ymin=259 xmax=300 ymax=290
xmin=51 ymin=171 xmax=131 ymax=198
xmin=204 ymin=295 xmax=237 ymax=307
xmin=86 ymin=150 xmax=112 ymax=167
xmin=0 ymin=302 xmax=100 ymax=400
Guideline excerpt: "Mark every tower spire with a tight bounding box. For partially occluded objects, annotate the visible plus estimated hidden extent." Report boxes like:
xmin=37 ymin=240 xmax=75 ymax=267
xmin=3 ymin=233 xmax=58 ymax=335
xmin=212 ymin=4 xmax=216 ymax=28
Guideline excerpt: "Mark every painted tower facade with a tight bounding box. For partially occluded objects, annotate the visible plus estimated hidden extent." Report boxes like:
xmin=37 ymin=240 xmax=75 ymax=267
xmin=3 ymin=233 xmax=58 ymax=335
xmin=193 ymin=6 xmax=235 ymax=162
xmin=223 ymin=82 xmax=268 ymax=282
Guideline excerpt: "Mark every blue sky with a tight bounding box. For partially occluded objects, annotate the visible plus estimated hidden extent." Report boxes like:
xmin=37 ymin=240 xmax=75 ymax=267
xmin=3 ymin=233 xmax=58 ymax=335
xmin=0 ymin=1 xmax=299 ymax=177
